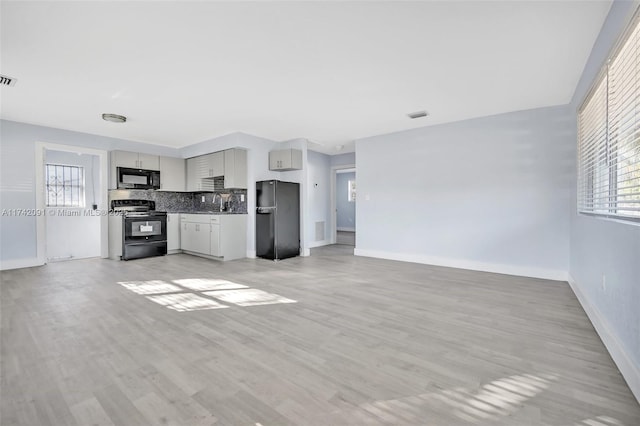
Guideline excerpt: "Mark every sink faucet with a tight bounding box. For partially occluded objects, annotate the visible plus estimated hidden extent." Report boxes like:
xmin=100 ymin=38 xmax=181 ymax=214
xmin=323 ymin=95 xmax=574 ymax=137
xmin=213 ymin=193 xmax=223 ymax=211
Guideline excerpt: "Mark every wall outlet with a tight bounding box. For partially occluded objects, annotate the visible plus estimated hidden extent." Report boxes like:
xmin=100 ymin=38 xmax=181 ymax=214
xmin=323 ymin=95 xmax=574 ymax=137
xmin=201 ymin=196 xmax=205 ymax=203
xmin=602 ymin=274 xmax=607 ymax=291
xmin=240 ymin=194 xmax=245 ymax=202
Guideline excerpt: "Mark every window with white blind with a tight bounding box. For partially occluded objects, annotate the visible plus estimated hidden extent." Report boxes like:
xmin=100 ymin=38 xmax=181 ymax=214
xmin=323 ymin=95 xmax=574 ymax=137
xmin=578 ymin=10 xmax=640 ymax=221
xmin=46 ymin=164 xmax=85 ymax=207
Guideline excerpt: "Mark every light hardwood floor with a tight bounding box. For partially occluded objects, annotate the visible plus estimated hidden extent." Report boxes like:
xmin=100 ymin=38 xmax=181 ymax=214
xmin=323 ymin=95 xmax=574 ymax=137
xmin=1 ymin=245 xmax=639 ymax=425
xmin=336 ymin=231 xmax=356 ymax=246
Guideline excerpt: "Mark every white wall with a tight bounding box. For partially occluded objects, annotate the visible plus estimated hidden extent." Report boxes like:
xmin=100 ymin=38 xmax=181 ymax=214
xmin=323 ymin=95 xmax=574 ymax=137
xmin=336 ymin=171 xmax=356 ymax=231
xmin=354 ymin=105 xmax=573 ymax=281
xmin=307 ymin=150 xmax=332 ymax=247
xmin=567 ymin=0 xmax=640 ymax=400
xmin=44 ymin=150 xmax=101 ymax=260
xmin=0 ymin=119 xmax=181 ymax=269
xmin=331 ymin=152 xmax=356 ymax=167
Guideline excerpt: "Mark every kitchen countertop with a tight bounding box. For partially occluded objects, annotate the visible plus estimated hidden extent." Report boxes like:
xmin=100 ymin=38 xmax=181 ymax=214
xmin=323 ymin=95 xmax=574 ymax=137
xmin=164 ymin=211 xmax=247 ymax=215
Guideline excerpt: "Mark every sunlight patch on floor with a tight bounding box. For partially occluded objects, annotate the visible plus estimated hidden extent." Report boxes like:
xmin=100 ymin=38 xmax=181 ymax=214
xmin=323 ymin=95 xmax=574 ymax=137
xmin=118 ymin=280 xmax=182 ymax=295
xmin=146 ymin=293 xmax=229 ymax=312
xmin=359 ymin=373 xmax=589 ymax=424
xmin=117 ymin=277 xmax=296 ymax=312
xmin=172 ymin=278 xmax=248 ymax=291
xmin=445 ymin=373 xmax=557 ymax=422
xmin=203 ymin=288 xmax=297 ymax=306
xmin=575 ymin=415 xmax=624 ymax=426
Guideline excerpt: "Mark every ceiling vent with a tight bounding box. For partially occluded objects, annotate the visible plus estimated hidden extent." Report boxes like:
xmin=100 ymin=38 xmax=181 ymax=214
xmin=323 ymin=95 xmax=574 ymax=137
xmin=0 ymin=75 xmax=17 ymax=87
xmin=407 ymin=110 xmax=428 ymax=119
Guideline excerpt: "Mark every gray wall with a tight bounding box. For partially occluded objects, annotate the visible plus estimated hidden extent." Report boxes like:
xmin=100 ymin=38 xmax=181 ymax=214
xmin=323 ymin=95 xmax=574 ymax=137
xmin=354 ymin=105 xmax=573 ymax=280
xmin=0 ymin=119 xmax=181 ymax=266
xmin=568 ymin=0 xmax=640 ymax=390
xmin=336 ymin=171 xmax=356 ymax=231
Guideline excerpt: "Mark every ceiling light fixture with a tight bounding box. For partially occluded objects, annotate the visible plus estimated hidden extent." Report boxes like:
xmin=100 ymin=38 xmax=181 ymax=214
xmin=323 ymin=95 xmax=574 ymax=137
xmin=407 ymin=110 xmax=428 ymax=119
xmin=102 ymin=113 xmax=127 ymax=123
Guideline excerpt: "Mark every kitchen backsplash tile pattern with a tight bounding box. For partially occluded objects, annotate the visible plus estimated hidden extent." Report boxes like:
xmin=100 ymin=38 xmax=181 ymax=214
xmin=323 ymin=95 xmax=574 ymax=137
xmin=109 ymin=189 xmax=247 ymax=213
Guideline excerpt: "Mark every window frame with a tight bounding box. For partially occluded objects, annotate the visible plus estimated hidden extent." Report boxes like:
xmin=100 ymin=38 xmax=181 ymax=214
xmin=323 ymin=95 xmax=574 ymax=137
xmin=577 ymin=7 xmax=640 ymax=224
xmin=45 ymin=163 xmax=86 ymax=208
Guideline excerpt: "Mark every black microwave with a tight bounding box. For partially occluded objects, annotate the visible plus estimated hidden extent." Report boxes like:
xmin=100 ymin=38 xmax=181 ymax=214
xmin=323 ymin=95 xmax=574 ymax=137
xmin=117 ymin=167 xmax=161 ymax=190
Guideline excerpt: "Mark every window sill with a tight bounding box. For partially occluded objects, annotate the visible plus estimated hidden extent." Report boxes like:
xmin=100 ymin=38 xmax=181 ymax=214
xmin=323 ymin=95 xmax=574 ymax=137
xmin=577 ymin=212 xmax=640 ymax=227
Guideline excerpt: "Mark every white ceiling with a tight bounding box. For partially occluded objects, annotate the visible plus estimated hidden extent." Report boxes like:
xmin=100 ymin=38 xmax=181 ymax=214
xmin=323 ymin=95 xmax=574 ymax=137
xmin=1 ymin=1 xmax=611 ymax=155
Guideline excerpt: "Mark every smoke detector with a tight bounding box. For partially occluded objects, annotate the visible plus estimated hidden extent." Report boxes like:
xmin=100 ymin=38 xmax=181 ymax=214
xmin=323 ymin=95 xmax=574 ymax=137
xmin=0 ymin=75 xmax=17 ymax=87
xmin=407 ymin=110 xmax=428 ymax=119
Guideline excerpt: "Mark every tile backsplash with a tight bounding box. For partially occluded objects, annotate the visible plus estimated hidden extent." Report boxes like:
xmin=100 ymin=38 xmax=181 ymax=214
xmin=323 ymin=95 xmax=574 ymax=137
xmin=109 ymin=189 xmax=247 ymax=213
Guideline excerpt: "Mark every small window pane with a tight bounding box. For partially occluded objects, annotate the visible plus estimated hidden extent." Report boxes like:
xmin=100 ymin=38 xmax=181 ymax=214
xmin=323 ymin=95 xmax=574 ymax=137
xmin=45 ymin=164 xmax=85 ymax=207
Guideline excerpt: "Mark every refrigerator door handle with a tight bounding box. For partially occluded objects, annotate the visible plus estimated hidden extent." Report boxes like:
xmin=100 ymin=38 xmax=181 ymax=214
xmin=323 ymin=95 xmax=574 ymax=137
xmin=257 ymin=207 xmax=274 ymax=214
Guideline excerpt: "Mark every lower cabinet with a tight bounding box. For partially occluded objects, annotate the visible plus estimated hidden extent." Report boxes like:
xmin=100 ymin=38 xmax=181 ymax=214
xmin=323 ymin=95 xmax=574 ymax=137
xmin=167 ymin=213 xmax=181 ymax=253
xmin=180 ymin=214 xmax=246 ymax=261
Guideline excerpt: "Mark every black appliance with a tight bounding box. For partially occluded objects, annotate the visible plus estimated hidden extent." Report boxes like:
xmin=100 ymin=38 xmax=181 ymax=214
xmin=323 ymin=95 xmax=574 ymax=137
xmin=256 ymin=180 xmax=300 ymax=260
xmin=116 ymin=167 xmax=161 ymax=190
xmin=111 ymin=199 xmax=167 ymax=260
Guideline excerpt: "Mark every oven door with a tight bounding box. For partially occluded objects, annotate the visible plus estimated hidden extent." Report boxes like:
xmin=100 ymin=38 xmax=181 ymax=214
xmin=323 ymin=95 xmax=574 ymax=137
xmin=124 ymin=216 xmax=166 ymax=243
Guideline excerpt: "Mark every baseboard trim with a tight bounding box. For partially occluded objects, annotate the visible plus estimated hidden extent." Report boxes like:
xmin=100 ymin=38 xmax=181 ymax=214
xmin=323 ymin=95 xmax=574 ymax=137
xmin=337 ymin=227 xmax=356 ymax=232
xmin=0 ymin=258 xmax=45 ymax=271
xmin=353 ymin=249 xmax=568 ymax=281
xmin=567 ymin=274 xmax=640 ymax=403
xmin=308 ymin=240 xmax=331 ymax=249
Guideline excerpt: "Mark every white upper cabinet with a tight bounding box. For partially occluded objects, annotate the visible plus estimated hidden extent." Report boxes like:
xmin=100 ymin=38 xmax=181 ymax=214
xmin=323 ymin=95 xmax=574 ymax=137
xmin=224 ymin=149 xmax=247 ymax=189
xmin=186 ymin=148 xmax=247 ymax=190
xmin=137 ymin=153 xmax=159 ymax=170
xmin=111 ymin=150 xmax=160 ymax=170
xmin=158 ymin=156 xmax=186 ymax=191
xmin=110 ymin=150 xmax=161 ymax=189
xmin=269 ymin=148 xmax=302 ymax=171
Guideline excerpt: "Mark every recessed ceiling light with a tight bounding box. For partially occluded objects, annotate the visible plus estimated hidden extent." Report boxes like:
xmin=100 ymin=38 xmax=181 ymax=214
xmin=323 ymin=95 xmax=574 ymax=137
xmin=102 ymin=113 xmax=127 ymax=123
xmin=407 ymin=110 xmax=428 ymax=119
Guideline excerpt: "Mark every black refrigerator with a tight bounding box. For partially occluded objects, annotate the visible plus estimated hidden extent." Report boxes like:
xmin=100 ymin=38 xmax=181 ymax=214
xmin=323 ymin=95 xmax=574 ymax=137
xmin=256 ymin=180 xmax=300 ymax=260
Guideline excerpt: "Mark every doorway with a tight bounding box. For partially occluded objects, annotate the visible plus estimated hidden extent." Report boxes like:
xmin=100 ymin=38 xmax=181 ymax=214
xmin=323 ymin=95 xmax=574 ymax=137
xmin=330 ymin=166 xmax=356 ymax=247
xmin=35 ymin=143 xmax=109 ymax=264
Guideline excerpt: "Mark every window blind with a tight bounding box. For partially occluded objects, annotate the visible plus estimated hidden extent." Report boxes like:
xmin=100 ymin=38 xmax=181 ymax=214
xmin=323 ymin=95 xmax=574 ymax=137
xmin=578 ymin=10 xmax=640 ymax=220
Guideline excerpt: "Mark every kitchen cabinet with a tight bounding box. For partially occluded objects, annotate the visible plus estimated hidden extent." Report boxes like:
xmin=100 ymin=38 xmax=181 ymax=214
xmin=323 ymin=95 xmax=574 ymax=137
xmin=190 ymin=152 xmax=224 ymax=179
xmin=210 ymin=216 xmax=220 ymax=257
xmin=111 ymin=150 xmax=159 ymax=170
xmin=167 ymin=213 xmax=181 ymax=252
xmin=269 ymin=148 xmax=302 ymax=171
xmin=180 ymin=215 xmax=211 ymax=254
xmin=180 ymin=214 xmax=246 ymax=260
xmin=158 ymin=156 xmax=186 ymax=191
xmin=186 ymin=149 xmax=247 ymax=190
xmin=110 ymin=150 xmax=160 ymax=189
xmin=186 ymin=153 xmax=223 ymax=191
xmin=223 ymin=148 xmax=247 ymax=189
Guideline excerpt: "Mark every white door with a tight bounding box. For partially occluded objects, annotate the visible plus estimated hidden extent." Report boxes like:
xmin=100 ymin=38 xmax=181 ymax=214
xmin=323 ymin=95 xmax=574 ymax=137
xmin=44 ymin=150 xmax=102 ymax=261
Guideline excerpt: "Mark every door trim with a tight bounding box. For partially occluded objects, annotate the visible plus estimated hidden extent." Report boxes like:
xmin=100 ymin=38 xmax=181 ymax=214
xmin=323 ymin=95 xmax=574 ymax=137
xmin=35 ymin=142 xmax=110 ymax=264
xmin=329 ymin=164 xmax=356 ymax=245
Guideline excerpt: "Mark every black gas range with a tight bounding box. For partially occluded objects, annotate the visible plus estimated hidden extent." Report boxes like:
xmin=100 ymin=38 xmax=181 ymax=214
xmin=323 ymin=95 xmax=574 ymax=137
xmin=111 ymin=199 xmax=167 ymax=260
